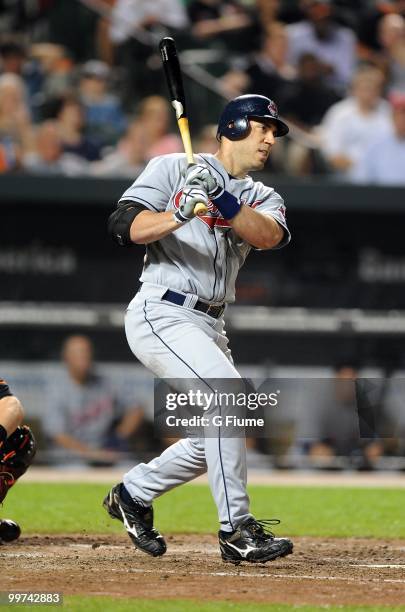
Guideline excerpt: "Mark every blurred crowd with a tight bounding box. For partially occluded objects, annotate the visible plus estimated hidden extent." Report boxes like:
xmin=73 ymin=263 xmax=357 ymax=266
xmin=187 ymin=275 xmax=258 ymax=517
xmin=0 ymin=0 xmax=405 ymax=183
xmin=8 ymin=332 xmax=404 ymax=471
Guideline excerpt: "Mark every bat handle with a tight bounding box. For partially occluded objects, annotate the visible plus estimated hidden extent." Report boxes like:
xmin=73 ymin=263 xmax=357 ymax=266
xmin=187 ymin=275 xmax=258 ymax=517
xmin=188 ymin=156 xmax=208 ymax=216
xmin=178 ymin=117 xmax=208 ymax=216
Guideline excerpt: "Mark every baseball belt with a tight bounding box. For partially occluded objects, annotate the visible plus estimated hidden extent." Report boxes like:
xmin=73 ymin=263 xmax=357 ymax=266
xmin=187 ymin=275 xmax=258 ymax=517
xmin=162 ymin=289 xmax=225 ymax=319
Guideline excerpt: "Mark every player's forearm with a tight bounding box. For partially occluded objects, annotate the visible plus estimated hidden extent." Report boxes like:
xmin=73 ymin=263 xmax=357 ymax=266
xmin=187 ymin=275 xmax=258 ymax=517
xmin=130 ymin=210 xmax=181 ymax=244
xmin=114 ymin=408 xmax=144 ymax=438
xmin=229 ymin=206 xmax=284 ymax=249
xmin=53 ymin=434 xmax=121 ymax=462
xmin=53 ymin=433 xmax=93 ymax=454
xmin=193 ymin=14 xmax=251 ymax=37
xmin=328 ymin=154 xmax=353 ymax=171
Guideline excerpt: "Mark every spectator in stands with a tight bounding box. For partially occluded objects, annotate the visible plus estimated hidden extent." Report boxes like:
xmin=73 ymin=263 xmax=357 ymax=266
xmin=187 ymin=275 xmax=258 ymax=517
xmin=220 ymin=69 xmax=250 ymax=99
xmin=29 ymin=43 xmax=75 ymax=103
xmin=319 ymin=65 xmax=392 ymax=180
xmin=283 ymin=52 xmax=341 ymax=129
xmin=110 ymin=0 xmax=188 ymax=105
xmin=0 ymin=73 xmax=33 ymax=172
xmin=242 ymin=22 xmax=296 ymax=100
xmin=94 ymin=95 xmax=182 ymax=176
xmin=0 ymin=40 xmax=25 ymax=75
xmin=286 ymin=0 xmax=357 ymax=92
xmin=91 ymin=119 xmax=146 ymax=178
xmin=187 ymin=0 xmax=254 ymax=53
xmin=354 ymin=91 xmax=405 ymax=185
xmin=358 ymin=0 xmax=405 ymax=57
xmin=134 ymin=95 xmax=183 ymax=160
xmin=254 ymin=0 xmax=281 ymax=31
xmin=280 ymin=52 xmax=341 ymax=175
xmin=0 ymin=40 xmax=43 ymax=118
xmin=0 ymin=0 xmax=56 ymax=42
xmin=195 ymin=124 xmax=218 ymax=154
xmin=55 ymin=94 xmax=101 ymax=162
xmin=305 ymin=364 xmax=384 ymax=469
xmin=44 ymin=335 xmax=145 ymax=466
xmin=377 ymin=13 xmax=405 ymax=93
xmin=381 ymin=368 xmax=405 ymax=456
xmin=110 ymin=0 xmax=188 ymax=46
xmin=45 ymin=0 xmax=98 ymax=63
xmin=219 ymin=21 xmax=295 ymax=102
xmin=23 ymin=120 xmax=85 ymax=176
xmin=255 ymin=0 xmax=312 ymax=28
xmin=79 ymin=60 xmax=127 ymax=148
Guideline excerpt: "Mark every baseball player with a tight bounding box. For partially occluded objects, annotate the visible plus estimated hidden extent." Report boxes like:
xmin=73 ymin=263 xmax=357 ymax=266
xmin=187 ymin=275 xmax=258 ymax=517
xmin=104 ymin=94 xmax=293 ymax=564
xmin=0 ymin=379 xmax=36 ymax=544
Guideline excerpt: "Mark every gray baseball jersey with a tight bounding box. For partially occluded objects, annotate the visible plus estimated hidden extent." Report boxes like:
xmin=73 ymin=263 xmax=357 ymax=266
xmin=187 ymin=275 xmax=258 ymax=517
xmin=45 ymin=372 xmax=133 ymax=448
xmin=119 ymin=153 xmax=290 ymax=303
xmin=120 ymin=152 xmax=290 ymax=531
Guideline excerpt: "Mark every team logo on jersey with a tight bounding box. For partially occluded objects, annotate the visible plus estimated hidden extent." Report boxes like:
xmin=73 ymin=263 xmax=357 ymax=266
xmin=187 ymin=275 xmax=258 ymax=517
xmin=250 ymin=200 xmax=263 ymax=209
xmin=277 ymin=203 xmax=286 ymax=219
xmin=252 ymin=199 xmax=286 ymax=220
xmin=173 ymin=192 xmax=271 ymax=228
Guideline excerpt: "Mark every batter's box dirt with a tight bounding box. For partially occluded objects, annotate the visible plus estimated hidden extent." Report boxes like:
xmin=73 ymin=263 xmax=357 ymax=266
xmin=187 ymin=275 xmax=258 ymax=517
xmin=3 ymin=535 xmax=405 ymax=606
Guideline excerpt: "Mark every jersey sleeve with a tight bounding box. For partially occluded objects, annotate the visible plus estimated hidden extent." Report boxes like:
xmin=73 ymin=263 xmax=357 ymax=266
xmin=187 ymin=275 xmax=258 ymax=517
xmin=250 ymin=184 xmax=291 ymax=249
xmin=118 ymin=155 xmax=176 ymax=212
xmin=0 ymin=379 xmax=12 ymax=399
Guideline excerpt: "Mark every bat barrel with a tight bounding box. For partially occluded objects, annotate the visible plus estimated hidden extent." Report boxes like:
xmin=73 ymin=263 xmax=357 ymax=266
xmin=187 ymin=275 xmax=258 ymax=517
xmin=159 ymin=37 xmax=187 ymax=118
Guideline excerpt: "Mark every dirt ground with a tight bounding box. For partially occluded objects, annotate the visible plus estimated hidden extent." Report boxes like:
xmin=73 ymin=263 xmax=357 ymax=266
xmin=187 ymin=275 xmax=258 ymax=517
xmin=3 ymin=534 xmax=405 ymax=606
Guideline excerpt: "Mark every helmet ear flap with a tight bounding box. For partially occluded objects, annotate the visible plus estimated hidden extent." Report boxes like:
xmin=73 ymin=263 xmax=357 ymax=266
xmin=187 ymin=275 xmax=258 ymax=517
xmin=224 ymin=117 xmax=250 ymax=140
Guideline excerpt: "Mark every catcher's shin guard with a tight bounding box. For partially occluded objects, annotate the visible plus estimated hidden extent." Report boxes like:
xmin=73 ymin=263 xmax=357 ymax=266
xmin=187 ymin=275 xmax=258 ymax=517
xmin=0 ymin=426 xmax=36 ymax=503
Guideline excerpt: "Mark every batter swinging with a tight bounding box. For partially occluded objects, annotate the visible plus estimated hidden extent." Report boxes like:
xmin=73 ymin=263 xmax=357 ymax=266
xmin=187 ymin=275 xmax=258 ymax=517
xmin=104 ymin=95 xmax=293 ymax=564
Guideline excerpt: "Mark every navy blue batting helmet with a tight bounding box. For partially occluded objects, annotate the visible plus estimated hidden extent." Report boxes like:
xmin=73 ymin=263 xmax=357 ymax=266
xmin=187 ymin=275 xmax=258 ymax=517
xmin=216 ymin=94 xmax=289 ymax=141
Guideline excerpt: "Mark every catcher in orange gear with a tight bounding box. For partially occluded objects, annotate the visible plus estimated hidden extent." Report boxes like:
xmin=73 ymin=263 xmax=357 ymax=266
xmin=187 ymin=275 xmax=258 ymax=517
xmin=0 ymin=379 xmax=36 ymax=543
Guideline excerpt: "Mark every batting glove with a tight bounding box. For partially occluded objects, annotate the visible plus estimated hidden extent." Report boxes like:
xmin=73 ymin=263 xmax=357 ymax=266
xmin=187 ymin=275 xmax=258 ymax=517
xmin=174 ymin=185 xmax=209 ymax=224
xmin=184 ymin=163 xmax=223 ymax=198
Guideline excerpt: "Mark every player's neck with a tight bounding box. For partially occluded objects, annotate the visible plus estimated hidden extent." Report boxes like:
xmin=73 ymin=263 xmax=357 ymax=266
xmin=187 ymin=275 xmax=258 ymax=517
xmin=214 ymin=150 xmax=248 ymax=179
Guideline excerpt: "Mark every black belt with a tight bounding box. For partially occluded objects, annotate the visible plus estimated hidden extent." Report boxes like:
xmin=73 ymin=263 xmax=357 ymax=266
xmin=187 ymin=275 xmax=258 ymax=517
xmin=161 ymin=289 xmax=225 ymax=319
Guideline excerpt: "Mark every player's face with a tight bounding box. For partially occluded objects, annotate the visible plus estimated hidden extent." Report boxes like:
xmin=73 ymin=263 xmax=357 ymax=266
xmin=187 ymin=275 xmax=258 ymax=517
xmin=240 ymin=119 xmax=277 ymax=171
xmin=63 ymin=336 xmax=93 ymax=382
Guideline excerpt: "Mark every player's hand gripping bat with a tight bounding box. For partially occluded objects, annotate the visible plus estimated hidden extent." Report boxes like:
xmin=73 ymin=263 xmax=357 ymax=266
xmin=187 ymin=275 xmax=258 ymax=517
xmin=159 ymin=37 xmax=208 ymax=217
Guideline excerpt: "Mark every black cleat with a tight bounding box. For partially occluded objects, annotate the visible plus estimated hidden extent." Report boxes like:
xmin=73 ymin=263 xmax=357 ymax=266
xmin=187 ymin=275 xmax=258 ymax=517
xmin=219 ymin=518 xmax=293 ymax=564
xmin=103 ymin=483 xmax=166 ymax=557
xmin=0 ymin=519 xmax=21 ymax=543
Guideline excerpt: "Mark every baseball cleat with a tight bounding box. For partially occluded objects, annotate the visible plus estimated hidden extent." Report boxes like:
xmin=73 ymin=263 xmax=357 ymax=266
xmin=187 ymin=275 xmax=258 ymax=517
xmin=0 ymin=519 xmax=21 ymax=544
xmin=103 ymin=483 xmax=166 ymax=557
xmin=219 ymin=518 xmax=293 ymax=564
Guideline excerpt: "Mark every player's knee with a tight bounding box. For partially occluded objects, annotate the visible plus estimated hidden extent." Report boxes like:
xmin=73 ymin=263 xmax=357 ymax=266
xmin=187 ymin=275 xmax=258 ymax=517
xmin=3 ymin=396 xmax=24 ymax=425
xmin=188 ymin=437 xmax=205 ymax=453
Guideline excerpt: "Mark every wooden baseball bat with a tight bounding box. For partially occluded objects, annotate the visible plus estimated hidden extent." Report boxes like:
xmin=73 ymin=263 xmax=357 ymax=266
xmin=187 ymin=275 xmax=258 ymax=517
xmin=159 ymin=37 xmax=208 ymax=216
